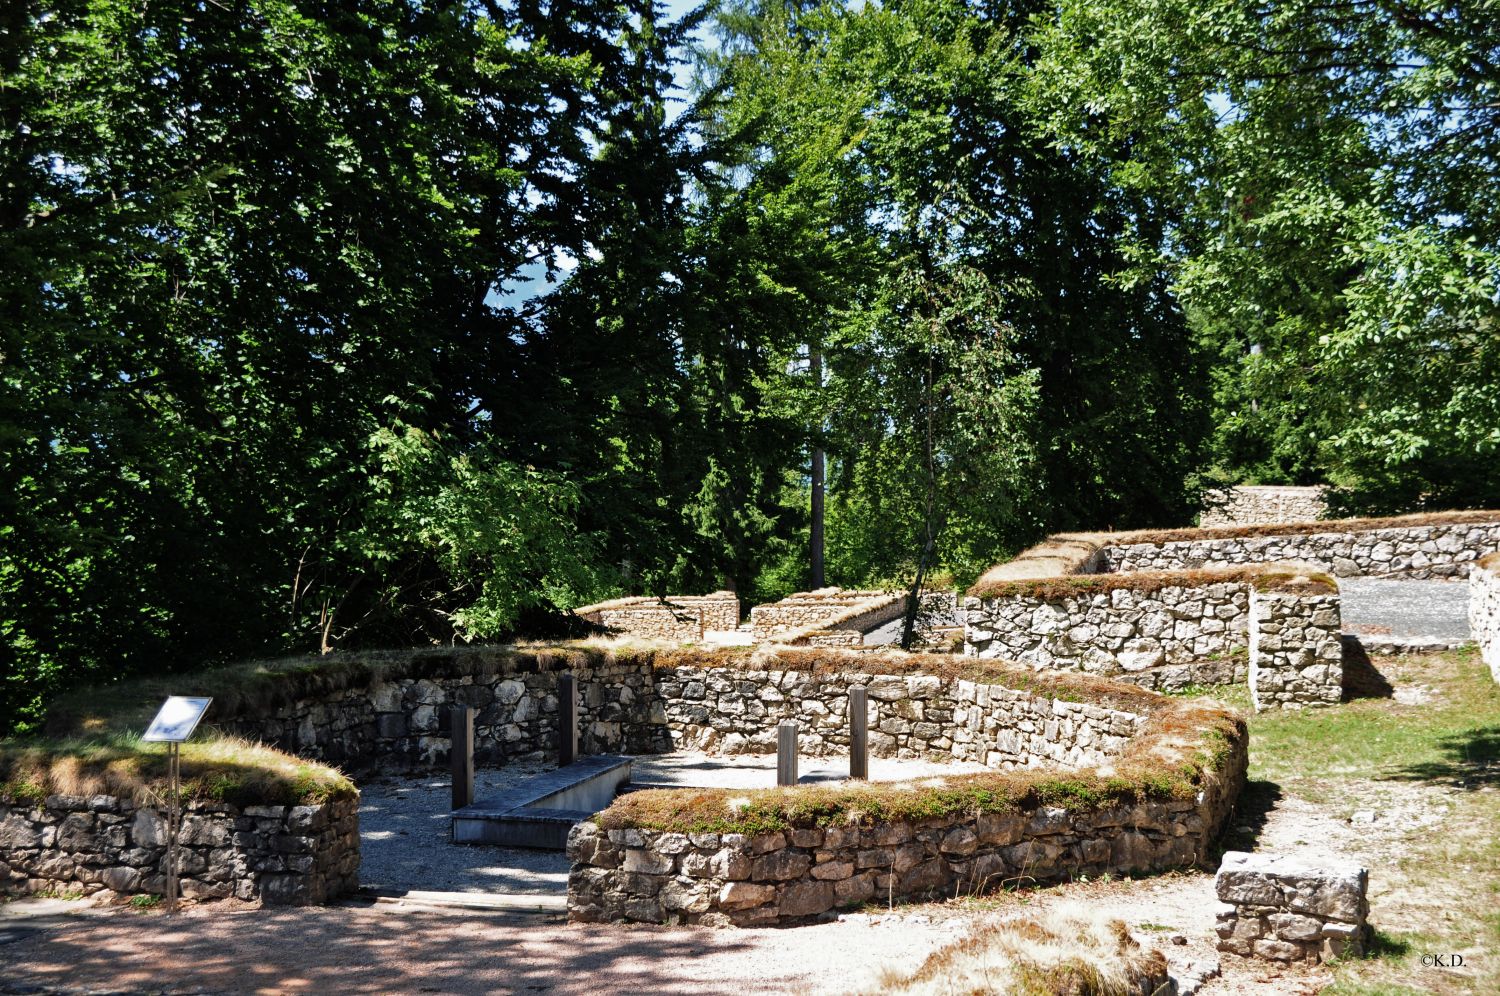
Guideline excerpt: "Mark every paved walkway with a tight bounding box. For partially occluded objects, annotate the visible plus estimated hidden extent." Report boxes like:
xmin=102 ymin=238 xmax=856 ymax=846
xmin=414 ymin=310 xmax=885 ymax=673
xmin=358 ymin=764 xmax=569 ymax=896
xmin=1338 ymin=577 xmax=1471 ymax=640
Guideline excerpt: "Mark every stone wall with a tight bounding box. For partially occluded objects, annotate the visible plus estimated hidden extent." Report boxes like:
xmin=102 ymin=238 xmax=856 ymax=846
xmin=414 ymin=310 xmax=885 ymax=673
xmin=0 ymin=793 xmax=358 ymax=905
xmin=1200 ymin=486 xmax=1326 ymax=527
xmin=1101 ymin=520 xmax=1500 ymax=580
xmin=659 ymin=668 xmax=1144 ymax=767
xmin=1471 ymin=554 xmax=1500 ymax=684
xmin=219 ymin=654 xmax=669 ymax=768
xmin=1248 ymin=591 xmax=1343 ymax=710
xmin=569 ymin=795 xmax=1229 ymax=927
xmin=750 ymin=590 xmax=897 ymax=641
xmin=574 ymin=593 xmax=740 ymax=641
xmin=1214 ymin=852 xmax=1368 ymax=963
xmin=778 ymin=593 xmax=910 ymax=646
xmin=964 ymin=579 xmax=1251 ymax=692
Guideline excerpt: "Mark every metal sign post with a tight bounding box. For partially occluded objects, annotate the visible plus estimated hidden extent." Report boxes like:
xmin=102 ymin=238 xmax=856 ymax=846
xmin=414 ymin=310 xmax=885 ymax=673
xmin=142 ymin=696 xmax=213 ymax=914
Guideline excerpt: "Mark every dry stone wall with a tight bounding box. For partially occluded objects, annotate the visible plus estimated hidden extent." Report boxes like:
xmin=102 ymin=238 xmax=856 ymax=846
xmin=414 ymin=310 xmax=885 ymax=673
xmin=1200 ymin=487 xmax=1326 ymax=527
xmin=750 ymin=590 xmax=896 ymax=641
xmin=1470 ymin=554 xmax=1500 ymax=684
xmin=569 ymin=795 xmax=1226 ymax=927
xmin=658 ymin=668 xmax=1143 ymax=767
xmin=0 ymin=793 xmax=358 ymax=904
xmin=1249 ymin=591 xmax=1343 ymax=709
xmin=219 ymin=655 xmax=669 ymax=768
xmin=1101 ymin=521 xmax=1500 ymax=580
xmin=574 ymin=594 xmax=740 ymax=641
xmin=964 ymin=581 xmax=1250 ymax=691
xmin=1214 ymin=852 xmax=1368 ymax=963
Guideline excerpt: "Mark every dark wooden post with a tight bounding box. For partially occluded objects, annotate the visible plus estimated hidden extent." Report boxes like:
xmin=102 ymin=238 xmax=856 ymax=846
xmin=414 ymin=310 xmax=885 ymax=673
xmin=559 ymin=673 xmax=578 ymax=766
xmin=451 ymin=705 xmax=475 ymax=810
xmin=849 ymin=686 xmax=868 ymax=780
xmin=777 ymin=721 xmax=799 ymax=786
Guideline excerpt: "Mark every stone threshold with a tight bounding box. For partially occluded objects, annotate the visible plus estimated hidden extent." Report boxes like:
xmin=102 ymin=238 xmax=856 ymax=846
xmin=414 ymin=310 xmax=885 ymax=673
xmin=452 ymin=755 xmax=631 ymax=849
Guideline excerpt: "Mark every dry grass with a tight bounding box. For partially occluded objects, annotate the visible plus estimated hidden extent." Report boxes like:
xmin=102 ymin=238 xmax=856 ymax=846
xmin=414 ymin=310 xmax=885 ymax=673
xmin=968 ymin=564 xmax=1337 ymax=600
xmin=870 ymin=906 xmax=1170 ymax=995
xmin=0 ymin=734 xmax=354 ymax=808
xmin=1086 ymin=508 xmax=1500 ymax=547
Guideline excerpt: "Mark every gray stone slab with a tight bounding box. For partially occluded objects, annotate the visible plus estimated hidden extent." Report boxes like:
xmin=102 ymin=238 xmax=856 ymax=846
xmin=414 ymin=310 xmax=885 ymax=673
xmin=1339 ymin=577 xmax=1471 ymax=640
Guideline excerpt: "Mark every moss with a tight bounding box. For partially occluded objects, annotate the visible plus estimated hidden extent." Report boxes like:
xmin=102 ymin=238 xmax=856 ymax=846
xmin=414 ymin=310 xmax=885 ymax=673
xmin=970 ymin=564 xmax=1337 ymax=601
xmin=1094 ymin=508 xmax=1500 ymax=547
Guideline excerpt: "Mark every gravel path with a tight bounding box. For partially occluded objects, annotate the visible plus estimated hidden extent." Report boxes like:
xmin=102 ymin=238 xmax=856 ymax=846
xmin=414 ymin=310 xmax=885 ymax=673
xmin=1338 ymin=577 xmax=1471 ymax=639
xmin=358 ymin=764 xmax=569 ymax=895
xmin=0 ymin=904 xmax=954 ymax=995
xmin=358 ymin=752 xmax=986 ymax=896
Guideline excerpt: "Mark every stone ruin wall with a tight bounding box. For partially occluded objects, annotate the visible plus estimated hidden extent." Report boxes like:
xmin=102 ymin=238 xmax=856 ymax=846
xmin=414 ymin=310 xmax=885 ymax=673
xmin=1101 ymin=521 xmax=1500 ymax=580
xmin=1199 ymin=486 xmax=1327 ymax=527
xmin=569 ymin=793 xmax=1232 ymax=928
xmin=1470 ymin=554 xmax=1500 ymax=683
xmin=965 ymin=581 xmax=1251 ymax=692
xmin=575 ymin=593 xmax=740 ymax=641
xmin=1249 ymin=591 xmax=1344 ymax=709
xmin=568 ymin=675 xmax=1247 ymax=926
xmin=749 ymin=590 xmax=894 ymax=641
xmin=1215 ymin=852 xmax=1369 ymax=963
xmin=659 ymin=669 xmax=1143 ymax=768
xmin=0 ymin=793 xmax=358 ymax=905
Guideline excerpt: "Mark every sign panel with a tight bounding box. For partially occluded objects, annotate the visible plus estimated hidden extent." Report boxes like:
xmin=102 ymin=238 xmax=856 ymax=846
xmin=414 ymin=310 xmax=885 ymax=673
xmin=142 ymin=696 xmax=213 ymax=743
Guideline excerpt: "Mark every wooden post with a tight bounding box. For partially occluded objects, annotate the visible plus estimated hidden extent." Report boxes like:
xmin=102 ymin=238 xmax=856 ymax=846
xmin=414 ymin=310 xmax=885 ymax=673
xmin=777 ymin=721 xmax=799 ymax=786
xmin=166 ymin=741 xmax=180 ymax=913
xmin=849 ymin=686 xmax=868 ymax=780
xmin=559 ymin=673 xmax=578 ymax=767
xmin=450 ymin=706 xmax=475 ymax=810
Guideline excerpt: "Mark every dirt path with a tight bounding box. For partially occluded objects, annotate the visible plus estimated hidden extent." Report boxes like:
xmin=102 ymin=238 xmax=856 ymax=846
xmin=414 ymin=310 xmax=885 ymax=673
xmin=0 ymin=901 xmax=955 ymax=996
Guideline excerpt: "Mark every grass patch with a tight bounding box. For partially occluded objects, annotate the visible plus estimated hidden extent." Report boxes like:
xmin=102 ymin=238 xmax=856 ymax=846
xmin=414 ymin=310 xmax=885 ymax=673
xmin=1243 ymin=647 xmax=1500 ymax=995
xmin=0 ymin=733 xmax=355 ymax=808
xmin=872 ymin=907 xmax=1169 ymax=996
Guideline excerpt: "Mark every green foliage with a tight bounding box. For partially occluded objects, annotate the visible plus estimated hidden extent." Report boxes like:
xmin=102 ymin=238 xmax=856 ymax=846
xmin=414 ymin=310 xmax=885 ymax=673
xmin=1029 ymin=0 xmax=1500 ymax=511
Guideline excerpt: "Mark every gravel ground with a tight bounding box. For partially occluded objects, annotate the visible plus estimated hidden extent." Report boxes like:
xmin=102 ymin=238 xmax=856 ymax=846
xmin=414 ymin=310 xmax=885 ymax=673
xmin=358 ymin=752 xmax=987 ymax=896
xmin=1338 ymin=577 xmax=1471 ymax=639
xmin=358 ymin=763 xmax=570 ymax=895
xmin=0 ymin=904 xmax=954 ymax=996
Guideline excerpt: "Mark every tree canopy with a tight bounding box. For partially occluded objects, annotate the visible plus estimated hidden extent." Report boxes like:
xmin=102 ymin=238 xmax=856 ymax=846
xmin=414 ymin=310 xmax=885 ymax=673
xmin=3 ymin=0 xmax=1495 ymax=729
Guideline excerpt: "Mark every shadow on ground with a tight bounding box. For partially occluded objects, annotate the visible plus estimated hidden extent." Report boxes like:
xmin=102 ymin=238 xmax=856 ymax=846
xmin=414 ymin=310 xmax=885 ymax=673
xmin=0 ymin=907 xmax=773 ymax=996
xmin=1215 ymin=779 xmax=1282 ymax=856
xmin=1341 ymin=637 xmax=1395 ymax=701
xmin=1383 ymin=724 xmax=1500 ymax=790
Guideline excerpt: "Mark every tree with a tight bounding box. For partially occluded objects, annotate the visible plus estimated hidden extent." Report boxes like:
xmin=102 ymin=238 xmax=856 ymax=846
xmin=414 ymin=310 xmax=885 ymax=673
xmin=1030 ymin=0 xmax=1500 ymax=510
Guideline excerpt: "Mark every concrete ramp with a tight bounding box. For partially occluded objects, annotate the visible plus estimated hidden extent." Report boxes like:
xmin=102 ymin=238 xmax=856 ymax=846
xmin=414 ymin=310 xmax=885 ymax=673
xmin=452 ymin=755 xmax=631 ymax=849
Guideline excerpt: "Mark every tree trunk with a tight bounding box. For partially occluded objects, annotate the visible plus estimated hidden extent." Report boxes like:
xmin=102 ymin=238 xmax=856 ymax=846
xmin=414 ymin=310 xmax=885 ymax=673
xmin=810 ymin=346 xmax=825 ymax=589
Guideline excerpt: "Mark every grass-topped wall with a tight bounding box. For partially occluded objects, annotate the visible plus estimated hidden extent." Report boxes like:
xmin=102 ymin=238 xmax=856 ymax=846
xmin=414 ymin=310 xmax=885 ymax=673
xmin=566 ymin=647 xmax=1247 ymax=926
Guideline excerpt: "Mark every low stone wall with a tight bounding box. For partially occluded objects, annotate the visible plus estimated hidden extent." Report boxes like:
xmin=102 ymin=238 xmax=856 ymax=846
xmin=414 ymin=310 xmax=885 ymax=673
xmin=570 ymin=796 xmax=1225 ymax=927
xmin=1249 ymin=591 xmax=1343 ymax=709
xmin=1200 ymin=486 xmax=1326 ymax=527
xmin=0 ymin=793 xmax=358 ymax=904
xmin=660 ymin=668 xmax=1143 ymax=766
xmin=750 ymin=590 xmax=896 ymax=641
xmin=1215 ymin=852 xmax=1368 ymax=963
xmin=1101 ymin=517 xmax=1500 ymax=580
xmin=574 ymin=593 xmax=740 ymax=641
xmin=778 ymin=593 xmax=909 ymax=646
xmin=219 ymin=653 xmax=668 ymax=768
xmin=1470 ymin=553 xmax=1500 ymax=683
xmin=567 ymin=673 xmax=1248 ymax=926
xmin=964 ymin=577 xmax=1251 ymax=692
